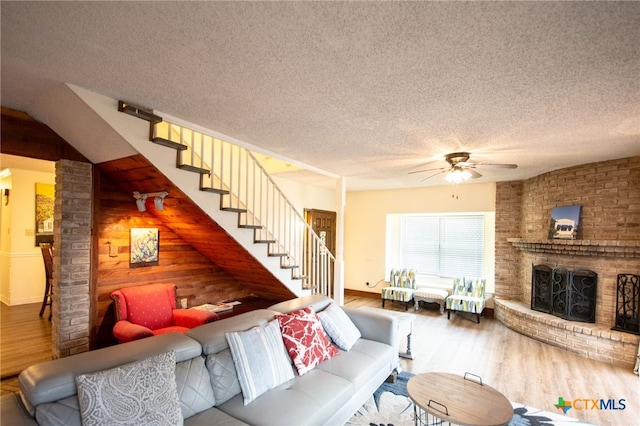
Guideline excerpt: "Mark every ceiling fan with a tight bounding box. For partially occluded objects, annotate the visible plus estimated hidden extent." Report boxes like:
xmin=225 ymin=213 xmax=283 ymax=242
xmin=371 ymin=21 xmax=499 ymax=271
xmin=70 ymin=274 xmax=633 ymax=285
xmin=409 ymin=152 xmax=518 ymax=183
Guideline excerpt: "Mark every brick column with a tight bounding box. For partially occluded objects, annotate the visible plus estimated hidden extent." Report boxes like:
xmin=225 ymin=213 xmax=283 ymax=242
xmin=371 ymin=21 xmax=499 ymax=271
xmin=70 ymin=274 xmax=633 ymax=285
xmin=52 ymin=160 xmax=92 ymax=358
xmin=494 ymin=181 xmax=524 ymax=301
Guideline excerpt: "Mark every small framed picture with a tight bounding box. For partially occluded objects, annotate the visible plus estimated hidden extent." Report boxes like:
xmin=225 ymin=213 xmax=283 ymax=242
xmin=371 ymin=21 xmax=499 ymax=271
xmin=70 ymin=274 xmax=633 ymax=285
xmin=130 ymin=228 xmax=159 ymax=267
xmin=548 ymin=205 xmax=581 ymax=240
xmin=35 ymin=182 xmax=55 ymax=246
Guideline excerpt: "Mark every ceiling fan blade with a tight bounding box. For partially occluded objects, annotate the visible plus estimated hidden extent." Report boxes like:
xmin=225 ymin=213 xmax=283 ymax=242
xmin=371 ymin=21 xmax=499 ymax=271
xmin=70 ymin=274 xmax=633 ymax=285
xmin=420 ymin=170 xmax=448 ymax=182
xmin=469 ymin=169 xmax=482 ymax=179
xmin=471 ymin=163 xmax=518 ymax=169
xmin=408 ymin=167 xmax=446 ymax=175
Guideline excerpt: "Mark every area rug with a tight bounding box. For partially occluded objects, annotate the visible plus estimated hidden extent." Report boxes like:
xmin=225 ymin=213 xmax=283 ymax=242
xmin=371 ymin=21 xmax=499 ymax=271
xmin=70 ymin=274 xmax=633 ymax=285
xmin=346 ymin=371 xmax=414 ymax=426
xmin=347 ymin=372 xmax=596 ymax=426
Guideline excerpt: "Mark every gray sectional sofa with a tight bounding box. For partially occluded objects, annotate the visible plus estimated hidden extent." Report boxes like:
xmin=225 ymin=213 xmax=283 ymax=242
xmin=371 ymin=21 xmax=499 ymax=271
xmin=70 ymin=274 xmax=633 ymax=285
xmin=2 ymin=295 xmax=398 ymax=425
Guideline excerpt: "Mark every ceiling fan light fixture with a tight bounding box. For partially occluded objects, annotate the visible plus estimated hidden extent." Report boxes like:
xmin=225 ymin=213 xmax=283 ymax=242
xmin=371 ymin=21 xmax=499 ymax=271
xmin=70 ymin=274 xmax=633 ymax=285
xmin=445 ymin=168 xmax=472 ymax=184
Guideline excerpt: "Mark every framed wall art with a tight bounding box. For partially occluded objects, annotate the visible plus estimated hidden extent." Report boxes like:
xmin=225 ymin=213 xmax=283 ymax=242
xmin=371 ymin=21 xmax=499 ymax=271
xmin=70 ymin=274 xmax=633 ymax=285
xmin=130 ymin=227 xmax=159 ymax=267
xmin=548 ymin=205 xmax=581 ymax=240
xmin=35 ymin=183 xmax=55 ymax=246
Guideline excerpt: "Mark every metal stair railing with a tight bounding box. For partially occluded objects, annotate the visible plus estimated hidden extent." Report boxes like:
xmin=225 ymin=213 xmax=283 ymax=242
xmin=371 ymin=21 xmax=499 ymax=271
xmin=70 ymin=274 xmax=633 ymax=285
xmin=153 ymin=121 xmax=335 ymax=297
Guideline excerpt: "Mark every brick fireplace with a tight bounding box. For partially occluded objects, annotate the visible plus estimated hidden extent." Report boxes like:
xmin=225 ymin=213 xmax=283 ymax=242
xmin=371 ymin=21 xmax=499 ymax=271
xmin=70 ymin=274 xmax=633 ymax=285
xmin=531 ymin=264 xmax=597 ymax=323
xmin=494 ymin=157 xmax=640 ymax=369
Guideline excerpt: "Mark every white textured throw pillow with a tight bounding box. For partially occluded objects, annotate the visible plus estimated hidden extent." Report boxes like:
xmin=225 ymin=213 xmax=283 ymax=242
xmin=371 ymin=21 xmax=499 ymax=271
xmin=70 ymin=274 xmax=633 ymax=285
xmin=226 ymin=319 xmax=294 ymax=405
xmin=318 ymin=302 xmax=361 ymax=351
xmin=75 ymin=351 xmax=183 ymax=426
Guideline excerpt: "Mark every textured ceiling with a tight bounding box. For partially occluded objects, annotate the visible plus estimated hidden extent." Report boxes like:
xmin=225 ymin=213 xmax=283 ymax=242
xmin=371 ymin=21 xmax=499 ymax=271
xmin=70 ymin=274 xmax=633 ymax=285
xmin=1 ymin=1 xmax=639 ymax=190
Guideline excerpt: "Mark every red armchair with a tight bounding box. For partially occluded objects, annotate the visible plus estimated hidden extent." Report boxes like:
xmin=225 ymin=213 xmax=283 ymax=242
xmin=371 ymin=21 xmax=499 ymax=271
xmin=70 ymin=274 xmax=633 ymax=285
xmin=110 ymin=284 xmax=218 ymax=343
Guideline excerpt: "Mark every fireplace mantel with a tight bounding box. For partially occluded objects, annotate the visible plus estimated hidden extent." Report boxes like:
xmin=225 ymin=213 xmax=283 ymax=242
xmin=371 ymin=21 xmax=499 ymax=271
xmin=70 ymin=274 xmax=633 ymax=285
xmin=507 ymin=238 xmax=640 ymax=259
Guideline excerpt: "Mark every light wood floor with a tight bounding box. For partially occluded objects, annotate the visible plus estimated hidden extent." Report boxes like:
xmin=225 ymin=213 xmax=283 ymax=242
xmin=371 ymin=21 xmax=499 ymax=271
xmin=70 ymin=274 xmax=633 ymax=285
xmin=344 ymin=296 xmax=639 ymax=426
xmin=1 ymin=302 xmax=52 ymax=379
xmin=2 ymin=297 xmax=638 ymax=425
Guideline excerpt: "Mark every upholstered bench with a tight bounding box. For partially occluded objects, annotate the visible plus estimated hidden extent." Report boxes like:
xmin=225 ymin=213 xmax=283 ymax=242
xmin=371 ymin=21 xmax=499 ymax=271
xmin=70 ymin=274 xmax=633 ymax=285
xmin=414 ymin=287 xmax=449 ymax=314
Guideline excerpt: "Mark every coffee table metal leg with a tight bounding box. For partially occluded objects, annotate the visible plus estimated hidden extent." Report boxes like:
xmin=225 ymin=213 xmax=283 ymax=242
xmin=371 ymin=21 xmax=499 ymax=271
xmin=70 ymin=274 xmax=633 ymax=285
xmin=413 ymin=404 xmax=435 ymax=426
xmin=414 ymin=403 xmax=453 ymax=426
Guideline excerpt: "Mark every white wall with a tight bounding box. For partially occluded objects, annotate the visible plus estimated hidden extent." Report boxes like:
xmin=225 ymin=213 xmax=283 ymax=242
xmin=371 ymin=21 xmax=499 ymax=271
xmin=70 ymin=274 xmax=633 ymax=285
xmin=271 ymin=175 xmax=337 ymax=214
xmin=0 ymin=168 xmax=55 ymax=305
xmin=344 ymin=182 xmax=496 ymax=294
xmin=0 ymin=172 xmax=12 ymax=302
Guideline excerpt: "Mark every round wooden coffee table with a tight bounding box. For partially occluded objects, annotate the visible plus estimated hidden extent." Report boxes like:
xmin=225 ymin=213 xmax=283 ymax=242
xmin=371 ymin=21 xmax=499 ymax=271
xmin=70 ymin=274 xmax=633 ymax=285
xmin=407 ymin=372 xmax=513 ymax=426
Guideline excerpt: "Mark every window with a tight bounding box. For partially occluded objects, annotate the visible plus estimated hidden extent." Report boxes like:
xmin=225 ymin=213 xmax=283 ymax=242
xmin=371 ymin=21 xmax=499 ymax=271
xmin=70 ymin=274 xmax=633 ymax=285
xmin=391 ymin=214 xmax=485 ymax=278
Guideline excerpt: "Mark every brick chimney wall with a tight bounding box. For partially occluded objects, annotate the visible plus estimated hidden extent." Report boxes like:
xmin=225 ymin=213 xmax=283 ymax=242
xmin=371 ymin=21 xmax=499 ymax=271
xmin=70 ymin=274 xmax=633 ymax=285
xmin=495 ymin=156 xmax=640 ymax=326
xmin=495 ymin=180 xmax=524 ymax=301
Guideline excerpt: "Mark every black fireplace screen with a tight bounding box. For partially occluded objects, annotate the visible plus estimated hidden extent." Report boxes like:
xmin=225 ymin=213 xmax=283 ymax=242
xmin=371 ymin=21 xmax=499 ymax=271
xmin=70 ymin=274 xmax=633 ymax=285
xmin=613 ymin=274 xmax=640 ymax=335
xmin=531 ymin=264 xmax=597 ymax=323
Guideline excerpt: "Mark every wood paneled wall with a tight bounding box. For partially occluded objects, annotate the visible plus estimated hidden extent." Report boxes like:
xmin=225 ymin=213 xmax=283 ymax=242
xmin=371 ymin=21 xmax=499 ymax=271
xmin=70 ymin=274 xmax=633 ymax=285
xmin=1 ymin=107 xmax=89 ymax=162
xmin=94 ymin=176 xmax=257 ymax=347
xmin=2 ymin=107 xmax=295 ymax=350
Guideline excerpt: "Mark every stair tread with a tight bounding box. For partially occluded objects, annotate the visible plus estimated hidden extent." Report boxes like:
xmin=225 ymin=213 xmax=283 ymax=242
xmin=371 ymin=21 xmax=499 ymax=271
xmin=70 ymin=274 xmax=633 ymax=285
xmin=152 ymin=137 xmax=188 ymax=151
xmin=146 ymin=123 xmax=332 ymax=298
xmin=200 ymin=187 xmax=230 ymax=195
xmin=179 ymin=164 xmax=210 ymax=174
xmin=221 ymin=207 xmax=247 ymax=213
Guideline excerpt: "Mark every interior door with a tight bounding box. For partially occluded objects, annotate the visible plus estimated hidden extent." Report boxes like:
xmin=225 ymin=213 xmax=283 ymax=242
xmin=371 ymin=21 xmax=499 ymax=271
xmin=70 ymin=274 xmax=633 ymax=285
xmin=304 ymin=209 xmax=336 ymax=256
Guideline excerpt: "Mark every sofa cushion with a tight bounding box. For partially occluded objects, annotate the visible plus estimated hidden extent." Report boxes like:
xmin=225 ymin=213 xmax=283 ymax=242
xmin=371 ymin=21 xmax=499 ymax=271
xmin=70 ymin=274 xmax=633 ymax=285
xmin=316 ymin=338 xmax=395 ymax=388
xmin=184 ymin=406 xmax=249 ymax=426
xmin=35 ymin=396 xmax=81 ymax=426
xmin=317 ymin=302 xmax=361 ymax=351
xmin=205 ymin=348 xmax=242 ymax=405
xmin=175 ymin=356 xmax=216 ymax=418
xmin=226 ymin=319 xmax=294 ymax=405
xmin=217 ymin=368 xmax=353 ymax=426
xmin=75 ymin=351 xmax=183 ymax=426
xmin=277 ymin=307 xmax=340 ymax=375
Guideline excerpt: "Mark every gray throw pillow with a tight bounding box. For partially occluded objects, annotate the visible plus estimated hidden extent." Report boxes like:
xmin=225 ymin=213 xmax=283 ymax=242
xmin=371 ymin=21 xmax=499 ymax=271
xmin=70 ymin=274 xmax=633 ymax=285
xmin=226 ymin=319 xmax=294 ymax=405
xmin=75 ymin=351 xmax=183 ymax=426
xmin=318 ymin=302 xmax=361 ymax=351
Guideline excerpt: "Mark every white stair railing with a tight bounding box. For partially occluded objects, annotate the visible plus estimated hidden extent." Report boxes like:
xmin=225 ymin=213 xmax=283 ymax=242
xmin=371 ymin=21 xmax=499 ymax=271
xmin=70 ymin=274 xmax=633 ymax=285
xmin=153 ymin=121 xmax=335 ymax=296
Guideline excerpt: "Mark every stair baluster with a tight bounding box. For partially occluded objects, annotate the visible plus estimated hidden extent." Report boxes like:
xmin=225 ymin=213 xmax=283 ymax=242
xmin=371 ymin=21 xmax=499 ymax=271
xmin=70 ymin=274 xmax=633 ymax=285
xmin=146 ymin=117 xmax=333 ymax=297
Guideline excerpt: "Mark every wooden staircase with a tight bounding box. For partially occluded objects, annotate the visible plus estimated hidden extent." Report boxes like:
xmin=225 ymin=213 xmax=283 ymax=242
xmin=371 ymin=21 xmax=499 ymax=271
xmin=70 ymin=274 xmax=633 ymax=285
xmin=118 ymin=101 xmax=334 ymax=297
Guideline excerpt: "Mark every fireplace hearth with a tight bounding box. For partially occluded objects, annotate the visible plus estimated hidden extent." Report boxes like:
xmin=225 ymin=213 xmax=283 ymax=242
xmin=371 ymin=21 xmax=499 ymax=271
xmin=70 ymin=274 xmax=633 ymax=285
xmin=613 ymin=274 xmax=640 ymax=335
xmin=531 ymin=264 xmax=597 ymax=323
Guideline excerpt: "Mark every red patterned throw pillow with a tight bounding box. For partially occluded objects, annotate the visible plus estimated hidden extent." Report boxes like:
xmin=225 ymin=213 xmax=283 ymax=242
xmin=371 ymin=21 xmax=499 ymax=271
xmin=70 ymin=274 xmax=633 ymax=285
xmin=277 ymin=306 xmax=339 ymax=375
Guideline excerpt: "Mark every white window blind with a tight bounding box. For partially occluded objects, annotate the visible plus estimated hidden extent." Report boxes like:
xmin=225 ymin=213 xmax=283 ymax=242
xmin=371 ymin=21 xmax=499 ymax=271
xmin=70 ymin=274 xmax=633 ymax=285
xmin=400 ymin=215 xmax=484 ymax=278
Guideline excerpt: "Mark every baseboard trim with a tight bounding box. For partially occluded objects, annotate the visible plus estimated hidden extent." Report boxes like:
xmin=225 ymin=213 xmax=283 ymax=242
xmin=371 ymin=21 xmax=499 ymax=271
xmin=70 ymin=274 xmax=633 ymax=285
xmin=344 ymin=289 xmax=379 ymax=299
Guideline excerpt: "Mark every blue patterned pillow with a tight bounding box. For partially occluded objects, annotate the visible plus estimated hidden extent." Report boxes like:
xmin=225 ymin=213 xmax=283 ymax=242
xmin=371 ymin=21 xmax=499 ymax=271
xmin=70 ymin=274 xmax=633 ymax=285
xmin=75 ymin=351 xmax=183 ymax=426
xmin=226 ymin=319 xmax=294 ymax=405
